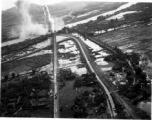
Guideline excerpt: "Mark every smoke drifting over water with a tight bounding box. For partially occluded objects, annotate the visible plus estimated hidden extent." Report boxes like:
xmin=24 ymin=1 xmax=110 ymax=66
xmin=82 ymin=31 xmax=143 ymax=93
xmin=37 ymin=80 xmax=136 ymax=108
xmin=15 ymin=0 xmax=47 ymax=39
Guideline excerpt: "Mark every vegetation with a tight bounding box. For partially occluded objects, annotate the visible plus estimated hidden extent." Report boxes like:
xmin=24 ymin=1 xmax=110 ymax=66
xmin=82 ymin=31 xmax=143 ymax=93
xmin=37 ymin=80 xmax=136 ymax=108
xmin=1 ymin=71 xmax=53 ymax=117
xmin=58 ymin=68 xmax=77 ymax=87
xmin=58 ymin=3 xmax=152 ymax=37
xmin=1 ymin=2 xmax=152 ymax=118
xmin=104 ymin=48 xmax=151 ymax=105
xmin=73 ymin=73 xmax=97 ymax=89
xmin=2 ymin=54 xmax=52 ymax=74
xmin=116 ymin=3 xmax=152 ymax=23
xmin=64 ymin=2 xmax=126 ymax=24
xmin=72 ymin=73 xmax=107 ymax=118
xmin=2 ymin=34 xmax=53 ymax=56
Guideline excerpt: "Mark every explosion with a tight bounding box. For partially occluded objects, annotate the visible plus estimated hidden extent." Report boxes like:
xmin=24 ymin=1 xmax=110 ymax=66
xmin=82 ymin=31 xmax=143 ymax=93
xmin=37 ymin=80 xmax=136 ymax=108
xmin=43 ymin=5 xmax=64 ymax=32
xmin=15 ymin=0 xmax=47 ymax=39
xmin=43 ymin=5 xmax=54 ymax=32
xmin=12 ymin=0 xmax=64 ymax=40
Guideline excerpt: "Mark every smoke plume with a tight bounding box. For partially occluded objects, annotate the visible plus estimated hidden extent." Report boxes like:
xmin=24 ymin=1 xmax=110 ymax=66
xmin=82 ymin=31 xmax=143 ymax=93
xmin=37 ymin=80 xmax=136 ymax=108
xmin=43 ymin=5 xmax=64 ymax=32
xmin=54 ymin=17 xmax=65 ymax=31
xmin=43 ymin=5 xmax=54 ymax=32
xmin=15 ymin=0 xmax=47 ymax=39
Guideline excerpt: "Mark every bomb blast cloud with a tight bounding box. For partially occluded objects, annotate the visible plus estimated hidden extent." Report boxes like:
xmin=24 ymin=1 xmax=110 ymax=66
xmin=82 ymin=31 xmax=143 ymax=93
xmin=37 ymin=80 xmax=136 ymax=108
xmin=43 ymin=5 xmax=64 ymax=32
xmin=12 ymin=0 xmax=65 ymax=40
xmin=54 ymin=17 xmax=65 ymax=32
xmin=43 ymin=5 xmax=54 ymax=32
xmin=15 ymin=0 xmax=47 ymax=39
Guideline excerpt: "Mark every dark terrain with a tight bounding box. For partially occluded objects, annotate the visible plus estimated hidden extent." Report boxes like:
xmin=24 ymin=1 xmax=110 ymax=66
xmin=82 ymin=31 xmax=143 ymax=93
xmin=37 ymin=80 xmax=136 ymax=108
xmin=1 ymin=2 xmax=152 ymax=119
xmin=2 ymin=2 xmax=125 ymax=42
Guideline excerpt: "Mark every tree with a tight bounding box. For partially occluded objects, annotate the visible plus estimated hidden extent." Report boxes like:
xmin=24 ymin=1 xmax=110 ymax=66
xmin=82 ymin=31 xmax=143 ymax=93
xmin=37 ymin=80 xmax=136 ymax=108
xmin=4 ymin=75 xmax=8 ymax=81
xmin=97 ymin=16 xmax=105 ymax=21
xmin=11 ymin=72 xmax=16 ymax=79
xmin=73 ymin=77 xmax=83 ymax=89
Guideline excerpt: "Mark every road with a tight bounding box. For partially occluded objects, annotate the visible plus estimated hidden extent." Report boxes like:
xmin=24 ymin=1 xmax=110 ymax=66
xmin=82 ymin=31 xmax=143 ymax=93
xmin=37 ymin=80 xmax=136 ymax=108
xmin=59 ymin=34 xmax=139 ymax=119
xmin=52 ymin=35 xmax=59 ymax=118
xmin=59 ymin=34 xmax=117 ymax=118
xmin=2 ymin=33 xmax=139 ymax=118
xmin=85 ymin=35 xmax=139 ymax=119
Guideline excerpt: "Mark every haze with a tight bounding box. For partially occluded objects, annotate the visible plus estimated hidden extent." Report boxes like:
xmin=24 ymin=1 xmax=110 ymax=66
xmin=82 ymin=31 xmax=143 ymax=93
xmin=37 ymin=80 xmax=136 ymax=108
xmin=2 ymin=0 xmax=63 ymax=10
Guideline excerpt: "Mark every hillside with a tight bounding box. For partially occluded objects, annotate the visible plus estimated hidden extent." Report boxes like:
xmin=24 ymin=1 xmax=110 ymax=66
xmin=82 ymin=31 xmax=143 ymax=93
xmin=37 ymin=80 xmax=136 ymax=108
xmin=2 ymin=2 xmax=125 ymax=42
xmin=2 ymin=2 xmax=87 ymax=27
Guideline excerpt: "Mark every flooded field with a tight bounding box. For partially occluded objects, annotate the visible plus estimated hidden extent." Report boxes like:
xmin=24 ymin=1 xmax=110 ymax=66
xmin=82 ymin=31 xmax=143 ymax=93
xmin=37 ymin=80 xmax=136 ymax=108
xmin=93 ymin=23 xmax=152 ymax=116
xmin=57 ymin=39 xmax=110 ymax=118
xmin=95 ymin=23 xmax=152 ymax=61
xmin=1 ymin=34 xmax=113 ymax=118
xmin=1 ymin=45 xmax=54 ymax=117
xmin=1 ymin=23 xmax=151 ymax=117
xmin=1 ymin=38 xmax=51 ymax=62
xmin=72 ymin=33 xmax=113 ymax=72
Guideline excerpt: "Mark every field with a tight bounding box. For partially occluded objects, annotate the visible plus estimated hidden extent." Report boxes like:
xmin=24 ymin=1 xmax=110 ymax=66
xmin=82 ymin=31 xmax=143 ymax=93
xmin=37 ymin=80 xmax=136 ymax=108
xmin=94 ymin=23 xmax=152 ymax=61
xmin=1 ymin=2 xmax=152 ymax=118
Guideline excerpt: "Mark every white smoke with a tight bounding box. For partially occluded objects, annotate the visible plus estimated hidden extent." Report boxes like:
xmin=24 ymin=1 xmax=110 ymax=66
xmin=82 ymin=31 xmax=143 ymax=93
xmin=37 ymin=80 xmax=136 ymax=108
xmin=9 ymin=26 xmax=20 ymax=37
xmin=54 ymin=17 xmax=65 ymax=32
xmin=15 ymin=0 xmax=47 ymax=39
xmin=43 ymin=5 xmax=65 ymax=32
xmin=43 ymin=5 xmax=54 ymax=32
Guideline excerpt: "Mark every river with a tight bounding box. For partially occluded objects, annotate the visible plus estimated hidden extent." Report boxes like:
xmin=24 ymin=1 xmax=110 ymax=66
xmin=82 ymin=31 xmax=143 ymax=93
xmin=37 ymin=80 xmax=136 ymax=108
xmin=66 ymin=2 xmax=137 ymax=28
xmin=2 ymin=2 xmax=137 ymax=47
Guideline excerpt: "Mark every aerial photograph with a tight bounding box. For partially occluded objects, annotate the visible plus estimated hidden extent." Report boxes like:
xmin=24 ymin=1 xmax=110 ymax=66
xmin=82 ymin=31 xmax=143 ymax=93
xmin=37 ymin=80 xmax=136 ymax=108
xmin=1 ymin=0 xmax=152 ymax=119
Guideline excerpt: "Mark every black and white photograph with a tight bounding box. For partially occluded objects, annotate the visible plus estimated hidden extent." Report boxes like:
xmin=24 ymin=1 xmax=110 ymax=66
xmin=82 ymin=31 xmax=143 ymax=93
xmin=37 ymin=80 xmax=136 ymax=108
xmin=1 ymin=0 xmax=152 ymax=119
